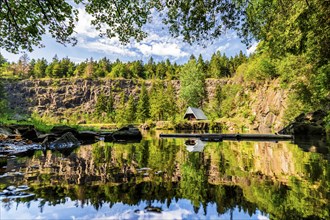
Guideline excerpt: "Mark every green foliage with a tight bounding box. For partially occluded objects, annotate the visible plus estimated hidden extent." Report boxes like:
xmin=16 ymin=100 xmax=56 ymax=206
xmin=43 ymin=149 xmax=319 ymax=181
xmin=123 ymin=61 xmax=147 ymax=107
xmin=33 ymin=58 xmax=48 ymax=78
xmin=0 ymin=0 xmax=78 ymax=53
xmin=114 ymin=91 xmax=128 ymax=125
xmin=148 ymin=80 xmax=178 ymax=121
xmin=149 ymin=81 xmax=167 ymax=121
xmin=276 ymin=54 xmax=313 ymax=88
xmin=108 ymin=62 xmax=128 ymax=79
xmin=311 ymin=63 xmax=330 ymax=106
xmin=0 ymin=81 xmax=8 ymax=114
xmin=207 ymin=84 xmax=223 ymax=119
xmin=95 ymin=91 xmax=115 ymax=122
xmin=136 ymin=83 xmax=150 ymax=123
xmin=244 ymin=53 xmax=277 ymax=82
xmin=0 ymin=53 xmax=7 ymax=66
xmin=179 ymin=59 xmax=205 ymax=108
xmin=219 ymin=84 xmax=244 ymax=118
xmin=208 ymin=51 xmax=231 ymax=78
xmin=125 ymin=94 xmax=136 ymax=123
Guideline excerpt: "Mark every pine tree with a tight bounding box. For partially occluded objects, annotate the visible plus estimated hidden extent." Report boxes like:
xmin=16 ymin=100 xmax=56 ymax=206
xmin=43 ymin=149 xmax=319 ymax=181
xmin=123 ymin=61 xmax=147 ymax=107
xmin=126 ymin=94 xmax=136 ymax=123
xmin=149 ymin=81 xmax=166 ymax=121
xmin=164 ymin=81 xmax=177 ymax=121
xmin=106 ymin=89 xmax=115 ymax=122
xmin=115 ymin=91 xmax=127 ymax=124
xmin=136 ymin=83 xmax=150 ymax=123
xmin=95 ymin=92 xmax=107 ymax=117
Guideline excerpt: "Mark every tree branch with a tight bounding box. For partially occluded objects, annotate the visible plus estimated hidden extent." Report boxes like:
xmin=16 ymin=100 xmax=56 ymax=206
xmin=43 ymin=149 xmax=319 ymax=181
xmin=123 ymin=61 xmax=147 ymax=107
xmin=112 ymin=0 xmax=123 ymax=21
xmin=35 ymin=0 xmax=50 ymax=21
xmin=305 ymin=0 xmax=310 ymax=7
xmin=3 ymin=0 xmax=21 ymax=33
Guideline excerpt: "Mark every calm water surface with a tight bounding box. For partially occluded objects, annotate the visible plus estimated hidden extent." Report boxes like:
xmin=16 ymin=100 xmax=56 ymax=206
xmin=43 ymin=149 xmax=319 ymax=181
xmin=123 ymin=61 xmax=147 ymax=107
xmin=0 ymin=132 xmax=329 ymax=220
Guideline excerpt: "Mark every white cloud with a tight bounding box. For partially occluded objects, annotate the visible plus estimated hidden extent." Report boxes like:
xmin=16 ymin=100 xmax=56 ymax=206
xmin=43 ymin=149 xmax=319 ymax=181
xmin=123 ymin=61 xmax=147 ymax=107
xmin=75 ymin=8 xmax=99 ymax=38
xmin=91 ymin=207 xmax=192 ymax=220
xmin=136 ymin=42 xmax=189 ymax=58
xmin=79 ymin=39 xmax=138 ymax=57
xmin=247 ymin=42 xmax=258 ymax=55
xmin=257 ymin=214 xmax=270 ymax=220
xmin=217 ymin=43 xmax=230 ymax=52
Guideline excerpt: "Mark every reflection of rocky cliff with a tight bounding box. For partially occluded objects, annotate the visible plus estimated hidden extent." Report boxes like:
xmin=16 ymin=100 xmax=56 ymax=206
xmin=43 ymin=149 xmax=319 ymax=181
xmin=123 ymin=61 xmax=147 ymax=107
xmin=1 ymin=139 xmax=329 ymax=219
xmin=4 ymin=140 xmax=328 ymax=186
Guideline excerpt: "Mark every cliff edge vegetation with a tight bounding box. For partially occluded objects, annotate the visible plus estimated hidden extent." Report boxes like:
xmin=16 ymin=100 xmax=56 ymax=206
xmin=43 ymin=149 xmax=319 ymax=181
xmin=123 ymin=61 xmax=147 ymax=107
xmin=0 ymin=45 xmax=329 ymax=132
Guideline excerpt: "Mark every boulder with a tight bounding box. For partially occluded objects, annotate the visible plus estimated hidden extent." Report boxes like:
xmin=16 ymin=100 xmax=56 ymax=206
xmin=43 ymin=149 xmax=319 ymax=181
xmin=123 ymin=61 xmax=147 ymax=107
xmin=20 ymin=128 xmax=39 ymax=141
xmin=46 ymin=132 xmax=80 ymax=150
xmin=50 ymin=125 xmax=78 ymax=136
xmin=4 ymin=124 xmax=39 ymax=140
xmin=103 ymin=133 xmax=114 ymax=142
xmin=112 ymin=125 xmax=142 ymax=141
xmin=278 ymin=110 xmax=327 ymax=135
xmin=76 ymin=131 xmax=99 ymax=144
xmin=102 ymin=125 xmax=142 ymax=142
xmin=0 ymin=126 xmax=13 ymax=138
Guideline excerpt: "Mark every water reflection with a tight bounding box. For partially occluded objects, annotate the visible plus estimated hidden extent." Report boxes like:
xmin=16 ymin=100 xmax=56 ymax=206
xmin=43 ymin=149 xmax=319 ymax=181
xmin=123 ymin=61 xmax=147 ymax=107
xmin=0 ymin=134 xmax=329 ymax=219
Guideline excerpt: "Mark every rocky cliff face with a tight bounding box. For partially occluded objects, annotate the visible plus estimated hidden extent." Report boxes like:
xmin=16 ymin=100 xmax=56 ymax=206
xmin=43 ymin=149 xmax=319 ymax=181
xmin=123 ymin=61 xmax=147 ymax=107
xmin=249 ymin=79 xmax=288 ymax=131
xmin=2 ymin=78 xmax=287 ymax=130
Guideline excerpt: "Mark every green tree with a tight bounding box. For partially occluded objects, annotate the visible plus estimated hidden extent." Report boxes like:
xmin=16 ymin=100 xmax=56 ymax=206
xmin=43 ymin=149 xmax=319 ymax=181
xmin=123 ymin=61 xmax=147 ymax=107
xmin=149 ymin=81 xmax=167 ymax=121
xmin=108 ymin=62 xmax=127 ymax=78
xmin=0 ymin=53 xmax=6 ymax=66
xmin=165 ymin=59 xmax=175 ymax=80
xmin=136 ymin=83 xmax=150 ymax=123
xmin=73 ymin=61 xmax=87 ymax=77
xmin=179 ymin=59 xmax=205 ymax=108
xmin=45 ymin=55 xmax=59 ymax=78
xmin=115 ymin=91 xmax=127 ymax=124
xmin=155 ymin=61 xmax=166 ymax=79
xmin=105 ymin=90 xmax=115 ymax=122
xmin=207 ymin=84 xmax=223 ymax=118
xmin=129 ymin=60 xmax=145 ymax=79
xmin=95 ymin=57 xmax=111 ymax=77
xmin=95 ymin=92 xmax=107 ymax=117
xmin=95 ymin=90 xmax=115 ymax=122
xmin=59 ymin=57 xmax=75 ymax=77
xmin=126 ymin=94 xmax=136 ymax=123
xmin=0 ymin=81 xmax=8 ymax=114
xmin=197 ymin=54 xmax=207 ymax=77
xmin=144 ymin=57 xmax=156 ymax=79
xmin=163 ymin=81 xmax=177 ymax=121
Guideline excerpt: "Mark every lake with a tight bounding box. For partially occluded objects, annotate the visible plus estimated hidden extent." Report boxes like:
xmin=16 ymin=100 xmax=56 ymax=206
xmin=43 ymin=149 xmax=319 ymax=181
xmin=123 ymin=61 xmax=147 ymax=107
xmin=0 ymin=131 xmax=329 ymax=220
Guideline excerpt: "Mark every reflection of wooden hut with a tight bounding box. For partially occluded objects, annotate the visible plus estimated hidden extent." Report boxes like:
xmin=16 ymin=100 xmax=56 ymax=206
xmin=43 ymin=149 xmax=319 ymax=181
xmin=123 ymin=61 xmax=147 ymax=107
xmin=185 ymin=139 xmax=206 ymax=152
xmin=183 ymin=107 xmax=207 ymax=120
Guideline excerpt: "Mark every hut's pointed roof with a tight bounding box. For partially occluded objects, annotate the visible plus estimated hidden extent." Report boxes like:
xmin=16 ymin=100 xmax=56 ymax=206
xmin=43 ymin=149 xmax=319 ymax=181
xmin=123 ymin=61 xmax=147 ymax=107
xmin=184 ymin=107 xmax=208 ymax=120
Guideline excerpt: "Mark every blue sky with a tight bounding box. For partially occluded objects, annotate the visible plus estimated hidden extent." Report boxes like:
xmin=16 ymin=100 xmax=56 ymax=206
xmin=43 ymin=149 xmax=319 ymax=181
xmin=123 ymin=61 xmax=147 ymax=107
xmin=1 ymin=8 xmax=257 ymax=64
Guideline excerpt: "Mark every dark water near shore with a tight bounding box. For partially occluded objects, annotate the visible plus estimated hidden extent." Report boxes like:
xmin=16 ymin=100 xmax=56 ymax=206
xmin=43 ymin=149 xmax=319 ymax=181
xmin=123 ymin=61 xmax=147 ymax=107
xmin=0 ymin=131 xmax=329 ymax=220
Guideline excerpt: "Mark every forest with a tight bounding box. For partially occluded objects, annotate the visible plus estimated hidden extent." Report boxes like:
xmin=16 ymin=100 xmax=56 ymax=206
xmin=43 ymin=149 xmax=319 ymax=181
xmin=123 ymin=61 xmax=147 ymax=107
xmin=0 ymin=0 xmax=329 ymax=130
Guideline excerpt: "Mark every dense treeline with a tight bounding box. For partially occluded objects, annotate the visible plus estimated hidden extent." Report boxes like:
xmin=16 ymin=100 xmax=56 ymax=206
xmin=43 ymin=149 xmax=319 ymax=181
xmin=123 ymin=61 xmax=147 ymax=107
xmin=0 ymin=51 xmax=247 ymax=80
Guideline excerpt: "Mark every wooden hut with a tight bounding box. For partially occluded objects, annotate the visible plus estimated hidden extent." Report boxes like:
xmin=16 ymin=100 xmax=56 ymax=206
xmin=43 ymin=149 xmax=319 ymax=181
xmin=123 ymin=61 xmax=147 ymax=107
xmin=183 ymin=107 xmax=207 ymax=120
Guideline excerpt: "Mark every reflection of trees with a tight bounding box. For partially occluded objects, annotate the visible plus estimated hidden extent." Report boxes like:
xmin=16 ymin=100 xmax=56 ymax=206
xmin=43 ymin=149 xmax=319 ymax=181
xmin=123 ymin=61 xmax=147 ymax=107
xmin=179 ymin=152 xmax=208 ymax=213
xmin=0 ymin=138 xmax=328 ymax=219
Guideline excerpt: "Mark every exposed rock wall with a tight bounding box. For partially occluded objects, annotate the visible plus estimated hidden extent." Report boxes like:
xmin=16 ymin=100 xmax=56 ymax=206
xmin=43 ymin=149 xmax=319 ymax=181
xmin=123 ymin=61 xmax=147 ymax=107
xmin=2 ymin=78 xmax=287 ymax=130
xmin=249 ymin=79 xmax=288 ymax=131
